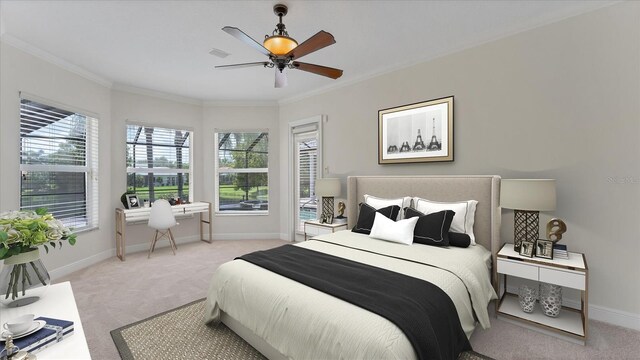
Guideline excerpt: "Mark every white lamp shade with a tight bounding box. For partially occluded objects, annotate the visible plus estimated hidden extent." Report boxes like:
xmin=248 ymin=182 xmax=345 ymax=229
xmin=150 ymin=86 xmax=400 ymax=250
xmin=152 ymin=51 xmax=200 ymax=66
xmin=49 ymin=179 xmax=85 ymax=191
xmin=500 ymin=179 xmax=556 ymax=211
xmin=315 ymin=178 xmax=341 ymax=197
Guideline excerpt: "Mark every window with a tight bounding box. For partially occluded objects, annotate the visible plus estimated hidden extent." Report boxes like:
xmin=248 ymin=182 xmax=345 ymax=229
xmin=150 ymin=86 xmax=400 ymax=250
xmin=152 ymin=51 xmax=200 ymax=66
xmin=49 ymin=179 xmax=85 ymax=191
xmin=294 ymin=132 xmax=318 ymax=231
xmin=20 ymin=98 xmax=99 ymax=231
xmin=126 ymin=125 xmax=192 ymax=204
xmin=215 ymin=131 xmax=269 ymax=213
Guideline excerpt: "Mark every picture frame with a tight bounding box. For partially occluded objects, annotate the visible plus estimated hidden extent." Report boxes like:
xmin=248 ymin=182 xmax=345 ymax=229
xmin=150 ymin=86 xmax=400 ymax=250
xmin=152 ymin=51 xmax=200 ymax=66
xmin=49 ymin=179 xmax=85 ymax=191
xmin=519 ymin=240 xmax=535 ymax=258
xmin=378 ymin=96 xmax=454 ymax=164
xmin=535 ymin=239 xmax=554 ymax=260
xmin=326 ymin=214 xmax=334 ymax=224
xmin=126 ymin=194 xmax=141 ymax=209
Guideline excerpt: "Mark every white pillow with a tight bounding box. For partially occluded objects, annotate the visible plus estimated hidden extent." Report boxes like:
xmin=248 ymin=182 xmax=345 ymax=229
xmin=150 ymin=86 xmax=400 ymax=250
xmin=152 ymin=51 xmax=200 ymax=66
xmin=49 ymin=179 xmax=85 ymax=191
xmin=369 ymin=212 xmax=419 ymax=245
xmin=413 ymin=198 xmax=479 ymax=245
xmin=364 ymin=194 xmax=412 ymax=220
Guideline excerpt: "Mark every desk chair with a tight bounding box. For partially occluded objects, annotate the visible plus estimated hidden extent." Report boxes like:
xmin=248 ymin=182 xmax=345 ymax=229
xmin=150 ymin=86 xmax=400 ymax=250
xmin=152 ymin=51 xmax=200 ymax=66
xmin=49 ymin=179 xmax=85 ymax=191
xmin=147 ymin=199 xmax=178 ymax=258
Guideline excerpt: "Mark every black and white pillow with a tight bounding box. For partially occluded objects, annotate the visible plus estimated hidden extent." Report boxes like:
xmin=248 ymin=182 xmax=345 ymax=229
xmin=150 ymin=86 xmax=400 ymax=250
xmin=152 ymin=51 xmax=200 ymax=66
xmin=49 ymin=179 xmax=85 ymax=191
xmin=448 ymin=232 xmax=471 ymax=248
xmin=404 ymin=208 xmax=455 ymax=247
xmin=352 ymin=203 xmax=401 ymax=235
xmin=413 ymin=197 xmax=478 ymax=245
xmin=363 ymin=194 xmax=411 ymax=220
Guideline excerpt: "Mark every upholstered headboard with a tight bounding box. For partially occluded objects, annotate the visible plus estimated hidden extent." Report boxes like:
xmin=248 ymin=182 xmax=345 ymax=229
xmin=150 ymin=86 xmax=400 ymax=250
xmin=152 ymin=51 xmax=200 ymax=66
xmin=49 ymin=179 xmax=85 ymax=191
xmin=346 ymin=175 xmax=501 ymax=256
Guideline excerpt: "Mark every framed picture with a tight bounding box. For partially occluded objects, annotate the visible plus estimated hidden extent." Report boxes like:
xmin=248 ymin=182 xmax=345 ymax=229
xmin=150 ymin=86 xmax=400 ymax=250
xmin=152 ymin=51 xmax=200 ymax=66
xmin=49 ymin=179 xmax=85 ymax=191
xmin=326 ymin=214 xmax=334 ymax=224
xmin=378 ymin=96 xmax=454 ymax=164
xmin=519 ymin=240 xmax=535 ymax=258
xmin=535 ymin=239 xmax=554 ymax=259
xmin=127 ymin=194 xmax=141 ymax=209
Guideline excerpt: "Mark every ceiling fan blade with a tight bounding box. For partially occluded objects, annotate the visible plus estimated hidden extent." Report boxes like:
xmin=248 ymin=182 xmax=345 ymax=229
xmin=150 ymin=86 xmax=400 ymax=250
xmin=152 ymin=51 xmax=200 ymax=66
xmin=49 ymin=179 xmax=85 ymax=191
xmin=291 ymin=61 xmax=343 ymax=79
xmin=222 ymin=26 xmax=272 ymax=56
xmin=275 ymin=68 xmax=288 ymax=88
xmin=284 ymin=30 xmax=335 ymax=60
xmin=215 ymin=62 xmax=270 ymax=69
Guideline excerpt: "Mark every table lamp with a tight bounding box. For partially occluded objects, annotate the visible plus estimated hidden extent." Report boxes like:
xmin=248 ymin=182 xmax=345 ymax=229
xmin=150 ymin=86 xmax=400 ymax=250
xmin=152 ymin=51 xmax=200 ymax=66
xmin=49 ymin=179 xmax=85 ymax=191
xmin=500 ymin=179 xmax=556 ymax=252
xmin=315 ymin=178 xmax=341 ymax=221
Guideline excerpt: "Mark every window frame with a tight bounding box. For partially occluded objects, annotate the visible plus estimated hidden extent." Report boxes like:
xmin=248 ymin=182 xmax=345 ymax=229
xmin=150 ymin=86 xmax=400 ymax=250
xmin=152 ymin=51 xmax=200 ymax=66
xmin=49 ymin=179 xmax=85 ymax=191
xmin=19 ymin=96 xmax=100 ymax=233
xmin=125 ymin=123 xmax=194 ymax=204
xmin=214 ymin=130 xmax=270 ymax=216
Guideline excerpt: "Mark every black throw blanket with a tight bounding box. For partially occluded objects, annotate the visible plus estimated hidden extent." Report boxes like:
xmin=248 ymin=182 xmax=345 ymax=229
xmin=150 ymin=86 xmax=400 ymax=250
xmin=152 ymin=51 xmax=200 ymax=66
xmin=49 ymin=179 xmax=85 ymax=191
xmin=238 ymin=245 xmax=472 ymax=360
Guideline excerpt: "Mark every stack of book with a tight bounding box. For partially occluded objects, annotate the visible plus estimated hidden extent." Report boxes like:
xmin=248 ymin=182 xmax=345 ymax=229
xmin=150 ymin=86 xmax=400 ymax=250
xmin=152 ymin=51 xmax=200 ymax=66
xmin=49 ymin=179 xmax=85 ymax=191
xmin=553 ymin=244 xmax=569 ymax=259
xmin=0 ymin=317 xmax=74 ymax=354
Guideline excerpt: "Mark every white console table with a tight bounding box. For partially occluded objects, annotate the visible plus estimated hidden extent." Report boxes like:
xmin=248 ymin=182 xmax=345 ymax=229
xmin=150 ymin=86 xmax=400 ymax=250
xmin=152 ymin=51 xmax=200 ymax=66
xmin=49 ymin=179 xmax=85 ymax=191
xmin=115 ymin=201 xmax=212 ymax=261
xmin=0 ymin=282 xmax=91 ymax=359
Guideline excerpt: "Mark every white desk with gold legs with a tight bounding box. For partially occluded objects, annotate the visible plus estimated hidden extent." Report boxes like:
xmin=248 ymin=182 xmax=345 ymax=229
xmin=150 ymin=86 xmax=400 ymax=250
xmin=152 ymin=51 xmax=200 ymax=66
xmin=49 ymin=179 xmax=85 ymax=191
xmin=115 ymin=201 xmax=212 ymax=261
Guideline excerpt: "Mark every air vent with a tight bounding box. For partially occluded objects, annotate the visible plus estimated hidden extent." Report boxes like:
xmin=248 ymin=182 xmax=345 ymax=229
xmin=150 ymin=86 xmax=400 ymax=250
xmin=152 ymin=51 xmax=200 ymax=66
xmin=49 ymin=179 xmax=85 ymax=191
xmin=208 ymin=48 xmax=230 ymax=58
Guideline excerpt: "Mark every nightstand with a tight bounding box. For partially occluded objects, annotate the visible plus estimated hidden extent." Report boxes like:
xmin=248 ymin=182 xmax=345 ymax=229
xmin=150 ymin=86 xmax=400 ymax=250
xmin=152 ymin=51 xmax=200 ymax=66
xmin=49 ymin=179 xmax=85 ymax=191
xmin=303 ymin=220 xmax=348 ymax=241
xmin=495 ymin=243 xmax=588 ymax=345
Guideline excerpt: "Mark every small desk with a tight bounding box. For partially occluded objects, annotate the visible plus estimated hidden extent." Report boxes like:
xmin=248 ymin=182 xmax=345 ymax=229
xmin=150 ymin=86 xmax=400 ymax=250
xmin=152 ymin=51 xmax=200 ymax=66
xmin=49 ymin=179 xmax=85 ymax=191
xmin=115 ymin=201 xmax=212 ymax=261
xmin=0 ymin=282 xmax=91 ymax=359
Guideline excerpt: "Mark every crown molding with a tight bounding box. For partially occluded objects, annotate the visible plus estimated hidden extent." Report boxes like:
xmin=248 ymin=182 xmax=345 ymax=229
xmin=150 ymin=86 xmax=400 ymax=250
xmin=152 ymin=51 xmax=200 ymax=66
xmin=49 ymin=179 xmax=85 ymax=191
xmin=279 ymin=1 xmax=618 ymax=105
xmin=202 ymin=100 xmax=278 ymax=107
xmin=111 ymin=83 xmax=203 ymax=106
xmin=0 ymin=33 xmax=113 ymax=88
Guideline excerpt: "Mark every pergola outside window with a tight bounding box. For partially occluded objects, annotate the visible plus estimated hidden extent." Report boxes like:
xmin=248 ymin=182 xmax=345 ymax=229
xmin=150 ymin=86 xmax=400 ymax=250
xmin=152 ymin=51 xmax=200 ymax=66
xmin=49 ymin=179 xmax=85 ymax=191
xmin=215 ymin=131 xmax=269 ymax=213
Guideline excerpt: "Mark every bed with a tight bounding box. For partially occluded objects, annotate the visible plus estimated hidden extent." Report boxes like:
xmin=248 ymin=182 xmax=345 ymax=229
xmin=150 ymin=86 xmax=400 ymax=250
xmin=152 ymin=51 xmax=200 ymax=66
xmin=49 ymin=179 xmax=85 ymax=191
xmin=205 ymin=175 xmax=501 ymax=359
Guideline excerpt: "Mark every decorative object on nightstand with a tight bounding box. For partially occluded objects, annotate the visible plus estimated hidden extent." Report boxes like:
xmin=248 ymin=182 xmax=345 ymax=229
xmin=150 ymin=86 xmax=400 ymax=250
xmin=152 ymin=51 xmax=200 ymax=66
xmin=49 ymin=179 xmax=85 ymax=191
xmin=500 ymin=179 xmax=556 ymax=252
xmin=546 ymin=218 xmax=567 ymax=242
xmin=518 ymin=285 xmax=538 ymax=313
xmin=535 ymin=239 xmax=554 ymax=259
xmin=540 ymin=283 xmax=563 ymax=317
xmin=333 ymin=201 xmax=347 ymax=224
xmin=519 ymin=240 xmax=534 ymax=257
xmin=315 ymin=178 xmax=341 ymax=222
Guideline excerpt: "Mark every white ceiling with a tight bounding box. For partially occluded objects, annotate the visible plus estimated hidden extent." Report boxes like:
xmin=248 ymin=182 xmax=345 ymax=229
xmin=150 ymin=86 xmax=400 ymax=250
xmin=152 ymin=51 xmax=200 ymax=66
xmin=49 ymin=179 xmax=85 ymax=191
xmin=0 ymin=0 xmax=614 ymax=103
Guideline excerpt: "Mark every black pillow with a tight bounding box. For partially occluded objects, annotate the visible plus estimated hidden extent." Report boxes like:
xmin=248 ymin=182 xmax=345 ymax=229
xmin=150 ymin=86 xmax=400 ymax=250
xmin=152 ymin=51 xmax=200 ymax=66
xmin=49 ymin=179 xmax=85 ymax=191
xmin=448 ymin=232 xmax=471 ymax=248
xmin=352 ymin=203 xmax=401 ymax=235
xmin=404 ymin=207 xmax=455 ymax=247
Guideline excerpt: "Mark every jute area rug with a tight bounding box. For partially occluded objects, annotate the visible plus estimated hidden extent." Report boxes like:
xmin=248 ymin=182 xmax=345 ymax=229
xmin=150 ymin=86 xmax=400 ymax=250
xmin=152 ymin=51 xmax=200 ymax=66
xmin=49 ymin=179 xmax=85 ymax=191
xmin=111 ymin=299 xmax=494 ymax=360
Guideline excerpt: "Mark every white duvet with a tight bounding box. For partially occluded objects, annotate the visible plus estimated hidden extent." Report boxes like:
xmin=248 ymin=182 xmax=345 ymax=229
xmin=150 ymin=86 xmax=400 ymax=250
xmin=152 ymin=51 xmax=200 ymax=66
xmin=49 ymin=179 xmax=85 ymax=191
xmin=205 ymin=231 xmax=497 ymax=360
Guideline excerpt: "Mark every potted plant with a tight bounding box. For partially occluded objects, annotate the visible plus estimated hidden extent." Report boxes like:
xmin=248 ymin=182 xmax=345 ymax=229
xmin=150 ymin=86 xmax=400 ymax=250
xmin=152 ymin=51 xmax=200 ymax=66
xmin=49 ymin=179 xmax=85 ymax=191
xmin=0 ymin=208 xmax=77 ymax=307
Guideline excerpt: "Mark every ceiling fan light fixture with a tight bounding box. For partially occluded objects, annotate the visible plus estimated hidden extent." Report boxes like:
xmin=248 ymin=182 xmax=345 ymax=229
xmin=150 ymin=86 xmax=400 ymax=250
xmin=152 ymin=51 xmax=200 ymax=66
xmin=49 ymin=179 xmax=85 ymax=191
xmin=263 ymin=35 xmax=298 ymax=56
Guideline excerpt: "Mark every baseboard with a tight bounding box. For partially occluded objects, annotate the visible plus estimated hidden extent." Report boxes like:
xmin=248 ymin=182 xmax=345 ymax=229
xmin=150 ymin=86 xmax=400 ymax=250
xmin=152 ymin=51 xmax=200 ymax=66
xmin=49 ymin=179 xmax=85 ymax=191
xmin=49 ymin=248 xmax=114 ymax=280
xmin=506 ymin=284 xmax=640 ymax=331
xmin=212 ymin=232 xmax=281 ymax=241
xmin=589 ymin=304 xmax=640 ymax=331
xmin=49 ymin=235 xmax=202 ymax=280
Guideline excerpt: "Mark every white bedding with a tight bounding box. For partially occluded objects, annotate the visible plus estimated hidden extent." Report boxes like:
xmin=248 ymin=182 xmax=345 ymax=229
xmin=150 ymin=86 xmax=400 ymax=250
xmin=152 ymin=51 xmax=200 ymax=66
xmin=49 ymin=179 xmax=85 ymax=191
xmin=205 ymin=231 xmax=497 ymax=359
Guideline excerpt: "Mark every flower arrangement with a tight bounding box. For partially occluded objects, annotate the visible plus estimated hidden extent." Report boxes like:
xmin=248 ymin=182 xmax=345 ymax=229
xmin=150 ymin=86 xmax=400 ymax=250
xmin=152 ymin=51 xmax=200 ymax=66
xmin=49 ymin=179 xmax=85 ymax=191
xmin=0 ymin=208 xmax=76 ymax=303
xmin=0 ymin=208 xmax=77 ymax=259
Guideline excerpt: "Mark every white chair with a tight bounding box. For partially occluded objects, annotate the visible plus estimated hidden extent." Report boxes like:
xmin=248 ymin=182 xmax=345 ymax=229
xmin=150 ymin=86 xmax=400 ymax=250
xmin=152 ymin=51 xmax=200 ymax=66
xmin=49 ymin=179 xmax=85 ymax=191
xmin=147 ymin=199 xmax=178 ymax=258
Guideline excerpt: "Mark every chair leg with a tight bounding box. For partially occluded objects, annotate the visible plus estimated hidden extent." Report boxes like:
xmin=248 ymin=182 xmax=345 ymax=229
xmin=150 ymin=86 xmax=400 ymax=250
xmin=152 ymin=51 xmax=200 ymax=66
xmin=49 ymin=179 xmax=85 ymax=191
xmin=168 ymin=228 xmax=177 ymax=255
xmin=148 ymin=230 xmax=159 ymax=259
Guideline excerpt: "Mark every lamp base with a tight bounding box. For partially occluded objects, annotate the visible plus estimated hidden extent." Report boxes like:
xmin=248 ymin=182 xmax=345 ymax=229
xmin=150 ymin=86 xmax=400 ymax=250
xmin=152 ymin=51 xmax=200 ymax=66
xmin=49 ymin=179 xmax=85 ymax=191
xmin=514 ymin=210 xmax=539 ymax=252
xmin=321 ymin=197 xmax=335 ymax=222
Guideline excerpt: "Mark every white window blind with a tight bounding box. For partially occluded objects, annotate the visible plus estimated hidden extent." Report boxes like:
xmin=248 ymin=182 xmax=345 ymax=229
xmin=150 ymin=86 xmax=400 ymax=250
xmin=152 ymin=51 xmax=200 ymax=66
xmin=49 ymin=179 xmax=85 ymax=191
xmin=20 ymin=98 xmax=99 ymax=231
xmin=215 ymin=131 xmax=269 ymax=213
xmin=126 ymin=124 xmax=192 ymax=204
xmin=294 ymin=132 xmax=318 ymax=231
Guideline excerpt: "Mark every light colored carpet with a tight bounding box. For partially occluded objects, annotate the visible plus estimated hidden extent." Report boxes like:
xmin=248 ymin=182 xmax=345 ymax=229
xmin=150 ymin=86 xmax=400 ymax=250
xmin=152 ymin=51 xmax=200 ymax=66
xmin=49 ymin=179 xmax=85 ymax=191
xmin=57 ymin=239 xmax=640 ymax=360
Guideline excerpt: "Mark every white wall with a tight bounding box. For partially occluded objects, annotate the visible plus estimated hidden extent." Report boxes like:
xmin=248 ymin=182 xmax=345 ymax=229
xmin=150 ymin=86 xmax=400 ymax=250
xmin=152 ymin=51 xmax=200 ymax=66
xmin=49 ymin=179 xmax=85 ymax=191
xmin=202 ymin=105 xmax=281 ymax=239
xmin=110 ymin=90 xmax=205 ymax=248
xmin=0 ymin=42 xmax=113 ymax=272
xmin=279 ymin=2 xmax=640 ymax=323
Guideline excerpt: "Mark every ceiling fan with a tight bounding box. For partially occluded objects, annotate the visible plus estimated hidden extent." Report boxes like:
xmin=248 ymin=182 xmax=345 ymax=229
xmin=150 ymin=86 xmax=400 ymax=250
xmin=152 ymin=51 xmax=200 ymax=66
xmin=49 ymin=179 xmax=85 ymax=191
xmin=216 ymin=4 xmax=343 ymax=88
